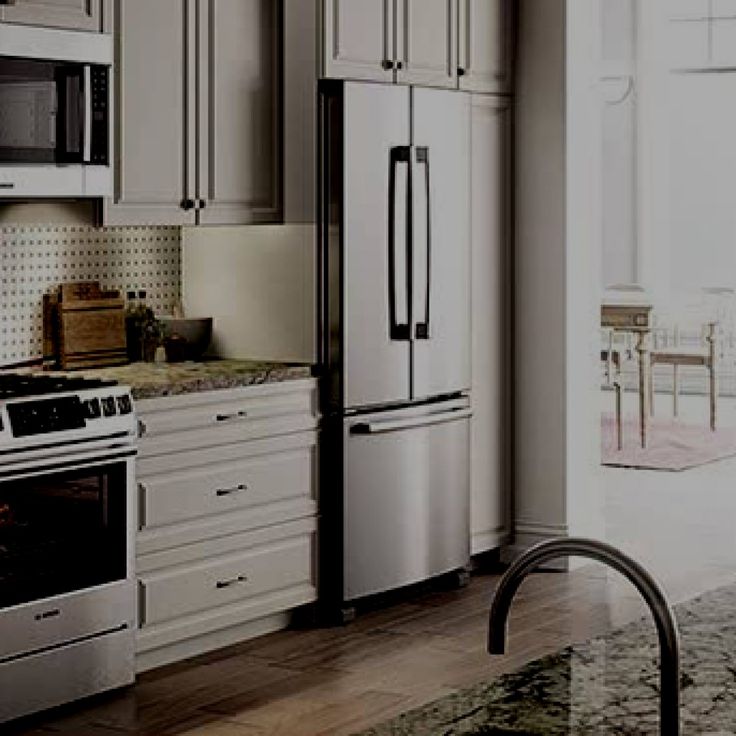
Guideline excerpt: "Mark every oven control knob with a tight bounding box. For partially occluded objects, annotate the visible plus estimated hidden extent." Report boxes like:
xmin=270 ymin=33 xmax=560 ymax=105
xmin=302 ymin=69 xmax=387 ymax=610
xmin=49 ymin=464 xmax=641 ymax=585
xmin=102 ymin=396 xmax=117 ymax=417
xmin=83 ymin=398 xmax=102 ymax=419
xmin=117 ymin=395 xmax=133 ymax=415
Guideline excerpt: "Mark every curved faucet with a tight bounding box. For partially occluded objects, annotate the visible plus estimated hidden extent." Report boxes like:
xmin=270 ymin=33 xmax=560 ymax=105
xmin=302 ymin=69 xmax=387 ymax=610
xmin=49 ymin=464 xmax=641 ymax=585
xmin=488 ymin=538 xmax=680 ymax=735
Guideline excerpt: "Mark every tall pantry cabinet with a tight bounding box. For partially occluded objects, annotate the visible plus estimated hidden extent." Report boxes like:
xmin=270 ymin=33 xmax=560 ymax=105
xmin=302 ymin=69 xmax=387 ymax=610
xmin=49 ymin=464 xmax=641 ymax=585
xmin=286 ymin=0 xmax=513 ymax=556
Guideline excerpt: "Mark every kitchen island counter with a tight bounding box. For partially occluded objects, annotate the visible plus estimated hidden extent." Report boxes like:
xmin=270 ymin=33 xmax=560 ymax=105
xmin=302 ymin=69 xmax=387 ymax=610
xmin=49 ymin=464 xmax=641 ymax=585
xmin=70 ymin=360 xmax=313 ymax=400
xmin=361 ymin=581 xmax=736 ymax=735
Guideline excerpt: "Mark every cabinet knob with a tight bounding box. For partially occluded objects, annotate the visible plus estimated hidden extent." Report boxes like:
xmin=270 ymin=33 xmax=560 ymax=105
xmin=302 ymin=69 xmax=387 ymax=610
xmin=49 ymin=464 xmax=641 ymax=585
xmin=181 ymin=198 xmax=195 ymax=211
xmin=198 ymin=198 xmax=207 ymax=210
xmin=381 ymin=59 xmax=394 ymax=70
xmin=137 ymin=419 xmax=147 ymax=438
xmin=457 ymin=67 xmax=466 ymax=77
xmin=396 ymin=61 xmax=403 ymax=70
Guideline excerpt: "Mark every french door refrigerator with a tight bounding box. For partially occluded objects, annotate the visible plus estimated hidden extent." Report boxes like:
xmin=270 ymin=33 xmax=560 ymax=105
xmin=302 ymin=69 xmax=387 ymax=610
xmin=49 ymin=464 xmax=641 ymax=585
xmin=319 ymin=80 xmax=472 ymax=619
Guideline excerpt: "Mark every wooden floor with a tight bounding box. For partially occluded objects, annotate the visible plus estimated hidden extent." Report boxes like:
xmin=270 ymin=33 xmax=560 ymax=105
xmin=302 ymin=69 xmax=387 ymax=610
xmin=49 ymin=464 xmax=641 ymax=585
xmin=6 ymin=565 xmax=652 ymax=736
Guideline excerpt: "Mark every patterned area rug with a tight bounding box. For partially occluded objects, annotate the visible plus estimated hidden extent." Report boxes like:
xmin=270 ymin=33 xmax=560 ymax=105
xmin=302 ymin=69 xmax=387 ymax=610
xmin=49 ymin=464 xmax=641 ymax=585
xmin=601 ymin=413 xmax=736 ymax=471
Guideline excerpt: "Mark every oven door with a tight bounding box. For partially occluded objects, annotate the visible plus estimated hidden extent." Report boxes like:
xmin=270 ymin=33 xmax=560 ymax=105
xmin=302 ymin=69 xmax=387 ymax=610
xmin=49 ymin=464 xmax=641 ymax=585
xmin=0 ymin=454 xmax=135 ymax=663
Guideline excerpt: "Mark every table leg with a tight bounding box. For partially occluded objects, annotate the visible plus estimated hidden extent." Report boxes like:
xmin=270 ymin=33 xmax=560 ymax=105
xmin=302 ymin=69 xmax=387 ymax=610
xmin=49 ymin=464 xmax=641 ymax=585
xmin=615 ymin=378 xmax=623 ymax=451
xmin=673 ymin=364 xmax=679 ymax=418
xmin=636 ymin=331 xmax=650 ymax=449
xmin=707 ymin=323 xmax=717 ymax=432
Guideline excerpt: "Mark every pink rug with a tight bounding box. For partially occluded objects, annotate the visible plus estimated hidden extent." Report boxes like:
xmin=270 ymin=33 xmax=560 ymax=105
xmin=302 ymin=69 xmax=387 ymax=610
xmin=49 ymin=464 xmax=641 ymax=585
xmin=602 ymin=413 xmax=736 ymax=471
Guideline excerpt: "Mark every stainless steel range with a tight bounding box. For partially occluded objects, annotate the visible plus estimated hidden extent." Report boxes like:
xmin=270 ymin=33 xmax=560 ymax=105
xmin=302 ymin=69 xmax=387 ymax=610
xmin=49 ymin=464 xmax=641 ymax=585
xmin=0 ymin=373 xmax=137 ymax=724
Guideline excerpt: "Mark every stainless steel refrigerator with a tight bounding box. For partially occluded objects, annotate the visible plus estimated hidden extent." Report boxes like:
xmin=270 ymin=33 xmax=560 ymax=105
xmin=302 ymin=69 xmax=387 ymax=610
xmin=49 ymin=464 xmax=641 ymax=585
xmin=318 ymin=80 xmax=472 ymax=619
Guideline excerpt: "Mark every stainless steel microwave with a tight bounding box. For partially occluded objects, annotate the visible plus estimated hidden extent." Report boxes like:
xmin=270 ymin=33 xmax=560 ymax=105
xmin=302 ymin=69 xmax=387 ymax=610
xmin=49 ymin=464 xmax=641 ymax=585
xmin=0 ymin=24 xmax=113 ymax=198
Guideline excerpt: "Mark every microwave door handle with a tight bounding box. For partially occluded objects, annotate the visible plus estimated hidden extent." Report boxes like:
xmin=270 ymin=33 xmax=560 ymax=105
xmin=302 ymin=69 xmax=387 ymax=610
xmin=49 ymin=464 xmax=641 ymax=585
xmin=82 ymin=65 xmax=92 ymax=163
xmin=414 ymin=146 xmax=431 ymax=340
xmin=389 ymin=145 xmax=411 ymax=341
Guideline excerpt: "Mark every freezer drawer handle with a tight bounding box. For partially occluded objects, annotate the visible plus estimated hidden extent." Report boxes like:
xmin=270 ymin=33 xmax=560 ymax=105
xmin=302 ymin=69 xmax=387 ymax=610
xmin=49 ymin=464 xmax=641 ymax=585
xmin=389 ymin=145 xmax=412 ymax=341
xmin=216 ymin=574 xmax=248 ymax=590
xmin=350 ymin=408 xmax=472 ymax=435
xmin=215 ymin=483 xmax=248 ymax=497
xmin=414 ymin=146 xmax=431 ymax=340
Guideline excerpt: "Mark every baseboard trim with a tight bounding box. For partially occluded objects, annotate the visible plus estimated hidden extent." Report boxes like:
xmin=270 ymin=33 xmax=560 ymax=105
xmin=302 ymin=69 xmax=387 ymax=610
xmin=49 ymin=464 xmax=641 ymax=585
xmin=471 ymin=527 xmax=509 ymax=556
xmin=501 ymin=521 xmax=569 ymax=571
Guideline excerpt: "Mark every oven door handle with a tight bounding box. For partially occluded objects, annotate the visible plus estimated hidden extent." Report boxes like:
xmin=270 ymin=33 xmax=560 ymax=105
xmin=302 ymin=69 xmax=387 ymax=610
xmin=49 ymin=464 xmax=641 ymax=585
xmin=0 ymin=446 xmax=136 ymax=481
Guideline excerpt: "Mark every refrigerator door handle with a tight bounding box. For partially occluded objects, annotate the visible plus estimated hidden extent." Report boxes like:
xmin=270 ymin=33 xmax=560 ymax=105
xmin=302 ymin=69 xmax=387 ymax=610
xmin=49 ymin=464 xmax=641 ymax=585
xmin=350 ymin=407 xmax=472 ymax=435
xmin=414 ymin=146 xmax=431 ymax=340
xmin=389 ymin=145 xmax=412 ymax=341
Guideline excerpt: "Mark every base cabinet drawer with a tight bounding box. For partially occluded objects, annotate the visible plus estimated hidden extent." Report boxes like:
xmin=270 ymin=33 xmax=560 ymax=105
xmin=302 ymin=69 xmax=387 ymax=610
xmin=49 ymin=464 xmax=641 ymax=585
xmin=139 ymin=533 xmax=313 ymax=627
xmin=140 ymin=446 xmax=314 ymax=529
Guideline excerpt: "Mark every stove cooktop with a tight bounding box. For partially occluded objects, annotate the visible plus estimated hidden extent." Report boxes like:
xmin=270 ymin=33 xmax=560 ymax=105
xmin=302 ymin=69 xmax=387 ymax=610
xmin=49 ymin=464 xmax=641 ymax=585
xmin=0 ymin=374 xmax=118 ymax=401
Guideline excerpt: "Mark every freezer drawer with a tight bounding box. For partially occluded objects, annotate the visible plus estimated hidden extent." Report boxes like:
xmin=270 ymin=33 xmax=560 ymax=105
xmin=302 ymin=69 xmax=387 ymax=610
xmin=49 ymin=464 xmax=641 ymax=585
xmin=343 ymin=398 xmax=471 ymax=601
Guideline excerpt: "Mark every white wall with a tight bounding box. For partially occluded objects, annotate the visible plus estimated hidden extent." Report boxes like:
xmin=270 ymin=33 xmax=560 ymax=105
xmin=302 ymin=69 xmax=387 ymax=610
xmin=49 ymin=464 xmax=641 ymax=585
xmin=513 ymin=0 xmax=603 ymax=554
xmin=182 ymin=225 xmax=316 ymax=363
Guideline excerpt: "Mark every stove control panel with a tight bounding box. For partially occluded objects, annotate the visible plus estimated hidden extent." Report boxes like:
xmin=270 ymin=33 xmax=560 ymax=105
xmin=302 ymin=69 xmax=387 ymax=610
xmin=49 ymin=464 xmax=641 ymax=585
xmin=7 ymin=396 xmax=86 ymax=437
xmin=1 ymin=389 xmax=135 ymax=439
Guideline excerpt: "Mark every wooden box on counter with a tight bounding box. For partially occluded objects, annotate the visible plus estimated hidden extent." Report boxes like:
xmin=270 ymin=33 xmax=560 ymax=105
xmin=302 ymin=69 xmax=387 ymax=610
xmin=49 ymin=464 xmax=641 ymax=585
xmin=44 ymin=282 xmax=128 ymax=370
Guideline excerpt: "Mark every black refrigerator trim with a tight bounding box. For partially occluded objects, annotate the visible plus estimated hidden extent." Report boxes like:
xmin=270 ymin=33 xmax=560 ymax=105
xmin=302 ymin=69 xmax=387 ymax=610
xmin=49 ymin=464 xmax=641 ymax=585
xmin=317 ymin=79 xmax=345 ymax=419
xmin=317 ymin=80 xmax=348 ymax=622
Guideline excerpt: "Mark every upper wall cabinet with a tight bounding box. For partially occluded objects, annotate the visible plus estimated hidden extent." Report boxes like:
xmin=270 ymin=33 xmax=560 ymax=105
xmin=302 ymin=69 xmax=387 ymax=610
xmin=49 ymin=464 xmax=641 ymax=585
xmin=105 ymin=0 xmax=279 ymax=227
xmin=196 ymin=0 xmax=280 ymax=225
xmin=322 ymin=0 xmax=394 ymax=82
xmin=322 ymin=0 xmax=456 ymax=88
xmin=321 ymin=0 xmax=508 ymax=92
xmin=458 ymin=0 xmax=513 ymax=94
xmin=397 ymin=0 xmax=457 ymax=88
xmin=0 ymin=0 xmax=106 ymax=32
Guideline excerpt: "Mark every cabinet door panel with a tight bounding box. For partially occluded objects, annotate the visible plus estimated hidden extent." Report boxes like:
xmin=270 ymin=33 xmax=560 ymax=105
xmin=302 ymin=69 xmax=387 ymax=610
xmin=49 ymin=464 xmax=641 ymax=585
xmin=458 ymin=0 xmax=512 ymax=94
xmin=197 ymin=0 xmax=280 ymax=224
xmin=105 ymin=0 xmax=195 ymax=226
xmin=397 ymin=0 xmax=456 ymax=88
xmin=0 ymin=0 xmax=102 ymax=32
xmin=322 ymin=0 xmax=394 ymax=82
xmin=470 ymin=96 xmax=510 ymax=554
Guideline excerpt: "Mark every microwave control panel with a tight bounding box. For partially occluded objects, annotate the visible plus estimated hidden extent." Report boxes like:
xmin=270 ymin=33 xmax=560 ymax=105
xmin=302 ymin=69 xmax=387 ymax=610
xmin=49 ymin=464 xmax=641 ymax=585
xmin=90 ymin=65 xmax=109 ymax=166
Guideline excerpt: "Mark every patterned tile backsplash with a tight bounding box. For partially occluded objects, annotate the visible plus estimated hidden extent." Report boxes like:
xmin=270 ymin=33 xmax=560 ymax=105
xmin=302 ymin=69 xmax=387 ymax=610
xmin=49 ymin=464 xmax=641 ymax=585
xmin=0 ymin=225 xmax=181 ymax=365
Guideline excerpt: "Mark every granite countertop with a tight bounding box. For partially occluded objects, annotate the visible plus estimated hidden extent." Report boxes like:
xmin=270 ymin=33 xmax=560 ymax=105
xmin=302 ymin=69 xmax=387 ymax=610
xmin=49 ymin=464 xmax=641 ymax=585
xmin=69 ymin=360 xmax=313 ymax=400
xmin=361 ymin=583 xmax=736 ymax=735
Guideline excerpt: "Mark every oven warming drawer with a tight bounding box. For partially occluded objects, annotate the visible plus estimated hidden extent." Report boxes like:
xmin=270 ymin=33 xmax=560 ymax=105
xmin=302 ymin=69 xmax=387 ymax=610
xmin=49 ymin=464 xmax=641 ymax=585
xmin=0 ymin=624 xmax=134 ymax=724
xmin=0 ymin=580 xmax=135 ymax=663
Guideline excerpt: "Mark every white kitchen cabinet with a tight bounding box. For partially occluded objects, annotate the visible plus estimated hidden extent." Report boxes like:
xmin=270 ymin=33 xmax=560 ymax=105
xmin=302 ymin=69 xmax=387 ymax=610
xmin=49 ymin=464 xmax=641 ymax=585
xmin=322 ymin=0 xmax=394 ymax=82
xmin=396 ymin=0 xmax=457 ymax=88
xmin=320 ymin=0 xmax=508 ymax=91
xmin=0 ymin=0 xmax=106 ymax=32
xmin=106 ymin=0 xmax=195 ymax=226
xmin=134 ymin=379 xmax=319 ymax=672
xmin=470 ymin=95 xmax=511 ymax=555
xmin=105 ymin=0 xmax=279 ymax=226
xmin=319 ymin=0 xmax=456 ymax=88
xmin=458 ymin=0 xmax=513 ymax=94
xmin=196 ymin=0 xmax=280 ymax=225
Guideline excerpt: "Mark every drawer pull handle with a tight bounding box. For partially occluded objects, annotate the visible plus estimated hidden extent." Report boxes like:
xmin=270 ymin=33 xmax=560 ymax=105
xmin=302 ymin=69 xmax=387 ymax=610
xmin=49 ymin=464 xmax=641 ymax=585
xmin=215 ymin=410 xmax=248 ymax=423
xmin=138 ymin=419 xmax=147 ymax=438
xmin=216 ymin=574 xmax=248 ymax=589
xmin=216 ymin=483 xmax=247 ymax=497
